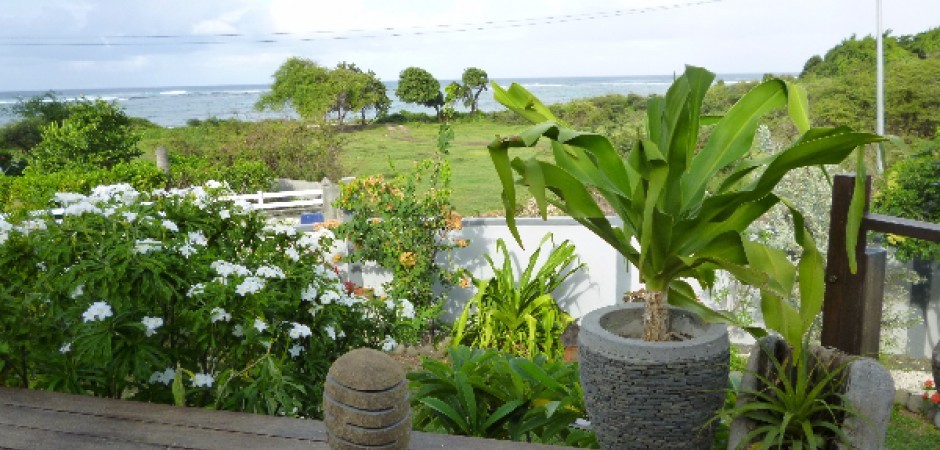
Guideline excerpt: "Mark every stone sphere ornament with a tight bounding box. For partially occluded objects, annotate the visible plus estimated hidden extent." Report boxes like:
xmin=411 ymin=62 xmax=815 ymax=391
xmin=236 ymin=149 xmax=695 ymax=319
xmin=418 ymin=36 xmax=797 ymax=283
xmin=323 ymin=348 xmax=411 ymax=450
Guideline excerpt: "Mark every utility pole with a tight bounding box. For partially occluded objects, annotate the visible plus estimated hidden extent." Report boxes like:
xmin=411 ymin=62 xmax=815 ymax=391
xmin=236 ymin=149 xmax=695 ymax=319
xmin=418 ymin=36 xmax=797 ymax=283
xmin=875 ymin=0 xmax=885 ymax=173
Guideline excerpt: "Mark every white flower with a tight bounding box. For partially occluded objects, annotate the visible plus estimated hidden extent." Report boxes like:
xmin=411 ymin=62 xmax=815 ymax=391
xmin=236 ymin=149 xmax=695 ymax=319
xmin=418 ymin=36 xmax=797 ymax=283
xmin=232 ymin=324 xmax=245 ymax=337
xmin=178 ymin=244 xmax=197 ymax=258
xmin=324 ymin=325 xmax=336 ymax=340
xmin=381 ymin=335 xmax=397 ymax=352
xmin=255 ymin=265 xmax=285 ymax=279
xmin=219 ymin=209 xmax=231 ymax=220
xmin=191 ymin=373 xmax=214 ymax=388
xmin=161 ymin=220 xmax=178 ymax=232
xmin=0 ymin=232 xmax=8 ymax=245
xmin=253 ymin=318 xmax=267 ymax=333
xmin=338 ymin=293 xmax=361 ymax=308
xmin=36 ymin=262 xmax=46 ymax=271
xmin=16 ymin=219 xmax=47 ymax=233
xmin=211 ymin=260 xmax=251 ymax=277
xmin=263 ymin=223 xmax=296 ymax=236
xmin=53 ymin=192 xmax=87 ymax=205
xmin=187 ymin=283 xmax=205 ymax=297
xmin=301 ymin=285 xmax=318 ymax=302
xmin=122 ymin=212 xmax=138 ymax=222
xmin=308 ymin=304 xmax=322 ymax=317
xmin=398 ymin=299 xmax=415 ymax=319
xmin=235 ymin=276 xmax=265 ymax=296
xmin=141 ymin=316 xmax=163 ymax=337
xmin=63 ymin=201 xmax=102 ymax=216
xmin=320 ymin=290 xmax=339 ymax=305
xmin=134 ymin=239 xmax=162 ymax=254
xmin=209 ymin=307 xmax=231 ymax=323
xmin=205 ymin=180 xmax=223 ymax=189
xmin=102 ymin=207 xmax=116 ymax=217
xmin=285 ymin=247 xmax=300 ymax=262
xmin=158 ymin=211 xmax=166 ymax=217
xmin=149 ymin=367 xmax=176 ymax=386
xmin=82 ymin=301 xmax=113 ymax=322
xmin=70 ymin=284 xmax=85 ymax=299
xmin=288 ymin=344 xmax=304 ymax=358
xmin=59 ymin=342 xmax=72 ymax=354
xmin=296 ymin=232 xmax=323 ymax=251
xmin=288 ymin=322 xmax=312 ymax=339
xmin=187 ymin=231 xmax=208 ymax=247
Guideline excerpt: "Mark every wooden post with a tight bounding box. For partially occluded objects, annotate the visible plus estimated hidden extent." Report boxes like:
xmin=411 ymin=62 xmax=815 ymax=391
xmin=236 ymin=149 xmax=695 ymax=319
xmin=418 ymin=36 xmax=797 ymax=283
xmin=821 ymin=174 xmax=886 ymax=357
xmin=321 ymin=178 xmax=340 ymax=221
xmin=154 ymin=146 xmax=170 ymax=175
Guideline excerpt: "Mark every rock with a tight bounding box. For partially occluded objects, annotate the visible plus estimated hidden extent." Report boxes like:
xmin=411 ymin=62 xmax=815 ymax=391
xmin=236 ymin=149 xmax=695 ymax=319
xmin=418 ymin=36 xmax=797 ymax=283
xmin=839 ymin=358 xmax=895 ymax=450
xmin=323 ymin=348 xmax=410 ymax=450
xmin=934 ymin=409 xmax=940 ymax=430
xmin=731 ymin=336 xmax=895 ymax=450
xmin=906 ymin=393 xmax=924 ymax=414
xmin=894 ymin=389 xmax=911 ymax=406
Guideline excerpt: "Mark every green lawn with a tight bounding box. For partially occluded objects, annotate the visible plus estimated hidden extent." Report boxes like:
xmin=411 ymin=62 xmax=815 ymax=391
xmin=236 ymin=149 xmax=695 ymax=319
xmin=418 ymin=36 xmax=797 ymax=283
xmin=340 ymin=120 xmax=544 ymax=216
xmin=887 ymin=404 xmax=940 ymax=449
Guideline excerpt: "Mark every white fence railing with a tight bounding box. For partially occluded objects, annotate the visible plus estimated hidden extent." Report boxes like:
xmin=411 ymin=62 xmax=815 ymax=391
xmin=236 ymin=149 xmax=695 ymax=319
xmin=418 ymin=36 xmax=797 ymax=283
xmin=223 ymin=189 xmax=324 ymax=210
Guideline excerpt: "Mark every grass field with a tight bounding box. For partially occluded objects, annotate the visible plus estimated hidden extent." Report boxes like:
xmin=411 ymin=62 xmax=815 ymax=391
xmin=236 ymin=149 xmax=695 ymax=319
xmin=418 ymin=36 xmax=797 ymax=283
xmin=337 ymin=120 xmax=543 ymax=216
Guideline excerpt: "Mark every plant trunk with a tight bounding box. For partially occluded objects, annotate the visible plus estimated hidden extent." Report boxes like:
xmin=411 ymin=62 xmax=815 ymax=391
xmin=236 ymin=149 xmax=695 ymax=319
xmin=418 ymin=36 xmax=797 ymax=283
xmin=643 ymin=289 xmax=670 ymax=341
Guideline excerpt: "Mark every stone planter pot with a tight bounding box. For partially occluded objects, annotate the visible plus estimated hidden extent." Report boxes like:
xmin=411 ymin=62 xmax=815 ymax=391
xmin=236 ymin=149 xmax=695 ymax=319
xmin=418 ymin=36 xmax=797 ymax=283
xmin=578 ymin=303 xmax=730 ymax=449
xmin=729 ymin=336 xmax=895 ymax=450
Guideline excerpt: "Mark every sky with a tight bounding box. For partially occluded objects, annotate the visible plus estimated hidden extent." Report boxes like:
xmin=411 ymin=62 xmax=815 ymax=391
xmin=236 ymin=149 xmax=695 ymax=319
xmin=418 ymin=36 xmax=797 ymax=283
xmin=0 ymin=0 xmax=937 ymax=91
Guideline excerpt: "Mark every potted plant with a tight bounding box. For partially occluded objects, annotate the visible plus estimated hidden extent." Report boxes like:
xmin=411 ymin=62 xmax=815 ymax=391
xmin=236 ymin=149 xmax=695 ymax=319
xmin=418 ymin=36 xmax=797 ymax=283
xmin=487 ymin=65 xmax=882 ymax=449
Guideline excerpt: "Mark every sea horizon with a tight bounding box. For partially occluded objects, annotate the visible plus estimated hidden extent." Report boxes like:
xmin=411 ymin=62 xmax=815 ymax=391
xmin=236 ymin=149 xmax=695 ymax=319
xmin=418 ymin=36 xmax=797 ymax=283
xmin=0 ymin=73 xmax=792 ymax=127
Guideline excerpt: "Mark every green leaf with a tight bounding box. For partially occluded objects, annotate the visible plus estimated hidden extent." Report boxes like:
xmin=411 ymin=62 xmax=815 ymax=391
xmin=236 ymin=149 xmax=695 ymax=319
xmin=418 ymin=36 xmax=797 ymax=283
xmin=420 ymin=397 xmax=469 ymax=434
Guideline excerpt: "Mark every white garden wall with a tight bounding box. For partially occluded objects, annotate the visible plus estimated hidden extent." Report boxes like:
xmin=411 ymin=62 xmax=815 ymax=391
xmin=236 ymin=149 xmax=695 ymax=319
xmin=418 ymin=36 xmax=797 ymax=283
xmin=339 ymin=216 xmax=635 ymax=323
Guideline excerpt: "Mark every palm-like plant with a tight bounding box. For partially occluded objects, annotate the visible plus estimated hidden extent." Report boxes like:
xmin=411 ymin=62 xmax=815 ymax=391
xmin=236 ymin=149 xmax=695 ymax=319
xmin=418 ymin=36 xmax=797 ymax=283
xmin=488 ymin=66 xmax=882 ymax=344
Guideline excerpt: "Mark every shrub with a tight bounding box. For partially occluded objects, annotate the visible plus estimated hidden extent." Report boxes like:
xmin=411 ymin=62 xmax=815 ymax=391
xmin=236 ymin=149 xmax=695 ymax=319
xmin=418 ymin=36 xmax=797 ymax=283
xmin=334 ymin=160 xmax=466 ymax=341
xmin=167 ymin=120 xmax=344 ymax=182
xmin=0 ymin=183 xmax=400 ymax=417
xmin=874 ymin=141 xmax=940 ymax=261
xmin=168 ymin=153 xmax=274 ymax=193
xmin=452 ymin=234 xmax=584 ymax=360
xmin=30 ymin=98 xmax=142 ymax=173
xmin=0 ymin=91 xmax=70 ymax=152
xmin=0 ymin=161 xmax=167 ymax=218
xmin=408 ymin=346 xmax=596 ymax=447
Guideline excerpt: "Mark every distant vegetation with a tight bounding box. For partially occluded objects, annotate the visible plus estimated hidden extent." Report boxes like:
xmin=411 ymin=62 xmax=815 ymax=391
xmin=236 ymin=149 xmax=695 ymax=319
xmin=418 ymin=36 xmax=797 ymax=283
xmin=2 ymin=27 xmax=939 ymax=216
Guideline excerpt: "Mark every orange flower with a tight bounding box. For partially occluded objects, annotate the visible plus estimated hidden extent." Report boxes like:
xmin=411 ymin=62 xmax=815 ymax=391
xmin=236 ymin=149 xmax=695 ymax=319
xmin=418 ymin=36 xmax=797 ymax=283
xmin=926 ymin=379 xmax=935 ymax=389
xmin=932 ymin=393 xmax=940 ymax=404
xmin=446 ymin=211 xmax=463 ymax=230
xmin=454 ymin=239 xmax=469 ymax=248
xmin=370 ymin=217 xmax=383 ymax=225
xmin=332 ymin=253 xmax=343 ymax=264
xmin=459 ymin=276 xmax=471 ymax=289
xmin=399 ymin=252 xmax=416 ymax=267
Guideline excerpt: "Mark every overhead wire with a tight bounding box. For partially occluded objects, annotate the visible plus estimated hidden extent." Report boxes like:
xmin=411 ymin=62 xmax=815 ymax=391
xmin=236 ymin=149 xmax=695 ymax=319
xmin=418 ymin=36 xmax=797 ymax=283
xmin=0 ymin=0 xmax=721 ymax=47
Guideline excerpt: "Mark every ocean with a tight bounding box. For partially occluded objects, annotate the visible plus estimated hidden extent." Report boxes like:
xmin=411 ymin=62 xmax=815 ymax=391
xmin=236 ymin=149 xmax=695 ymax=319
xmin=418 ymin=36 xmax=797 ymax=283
xmin=0 ymin=74 xmax=765 ymax=128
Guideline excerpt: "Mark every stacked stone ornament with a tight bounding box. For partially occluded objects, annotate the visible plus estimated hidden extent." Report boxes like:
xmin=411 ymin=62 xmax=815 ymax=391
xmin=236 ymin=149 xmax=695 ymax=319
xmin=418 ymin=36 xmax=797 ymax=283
xmin=323 ymin=348 xmax=411 ymax=450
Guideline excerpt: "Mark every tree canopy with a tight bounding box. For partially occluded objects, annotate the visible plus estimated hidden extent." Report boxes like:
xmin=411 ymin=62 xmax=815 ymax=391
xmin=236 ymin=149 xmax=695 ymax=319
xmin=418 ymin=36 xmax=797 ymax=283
xmin=395 ymin=67 xmax=444 ymax=118
xmin=256 ymin=57 xmax=389 ymax=125
xmin=460 ymin=67 xmax=489 ymax=113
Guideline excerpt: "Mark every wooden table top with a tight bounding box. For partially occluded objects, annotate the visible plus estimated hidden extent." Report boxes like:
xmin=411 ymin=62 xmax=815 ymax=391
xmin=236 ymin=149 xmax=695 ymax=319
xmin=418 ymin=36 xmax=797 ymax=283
xmin=0 ymin=387 xmax=565 ymax=449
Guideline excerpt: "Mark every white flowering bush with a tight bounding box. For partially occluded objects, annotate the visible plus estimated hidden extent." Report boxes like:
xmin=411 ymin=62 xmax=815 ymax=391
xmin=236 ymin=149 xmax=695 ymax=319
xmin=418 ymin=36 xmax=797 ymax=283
xmin=0 ymin=182 xmax=399 ymax=417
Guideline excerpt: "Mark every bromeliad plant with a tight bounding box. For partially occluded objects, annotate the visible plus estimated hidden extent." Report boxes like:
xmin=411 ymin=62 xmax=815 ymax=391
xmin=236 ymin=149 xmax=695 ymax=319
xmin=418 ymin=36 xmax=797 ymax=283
xmin=488 ymin=65 xmax=883 ymax=349
xmin=452 ymin=233 xmax=584 ymax=359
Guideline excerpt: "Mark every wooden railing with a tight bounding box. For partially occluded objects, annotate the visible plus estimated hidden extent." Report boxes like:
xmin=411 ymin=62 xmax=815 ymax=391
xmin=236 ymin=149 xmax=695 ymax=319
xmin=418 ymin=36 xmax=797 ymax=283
xmin=821 ymin=174 xmax=940 ymax=356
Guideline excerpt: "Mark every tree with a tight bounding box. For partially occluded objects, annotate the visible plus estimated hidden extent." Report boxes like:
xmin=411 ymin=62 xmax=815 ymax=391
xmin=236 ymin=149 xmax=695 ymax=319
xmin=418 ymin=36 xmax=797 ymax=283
xmin=395 ymin=67 xmax=444 ymax=119
xmin=1 ymin=91 xmax=71 ymax=152
xmin=30 ymin=99 xmax=141 ymax=173
xmin=357 ymin=70 xmax=391 ymax=125
xmin=255 ymin=57 xmax=335 ymax=121
xmin=460 ymin=67 xmax=489 ymax=113
xmin=330 ymin=62 xmax=368 ymax=126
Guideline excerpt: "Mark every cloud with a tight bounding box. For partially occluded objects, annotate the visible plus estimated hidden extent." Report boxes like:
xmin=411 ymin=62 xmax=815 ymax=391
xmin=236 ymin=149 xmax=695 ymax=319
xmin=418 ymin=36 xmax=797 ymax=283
xmin=192 ymin=8 xmax=250 ymax=35
xmin=65 ymin=55 xmax=152 ymax=73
